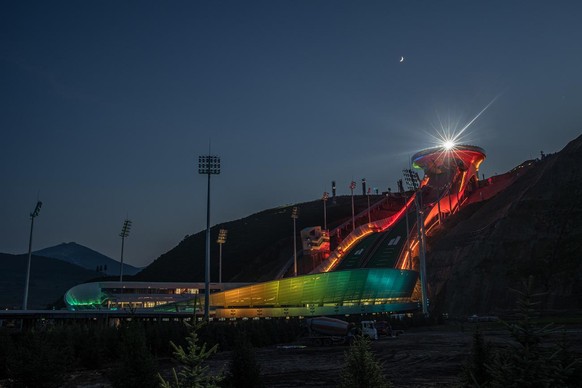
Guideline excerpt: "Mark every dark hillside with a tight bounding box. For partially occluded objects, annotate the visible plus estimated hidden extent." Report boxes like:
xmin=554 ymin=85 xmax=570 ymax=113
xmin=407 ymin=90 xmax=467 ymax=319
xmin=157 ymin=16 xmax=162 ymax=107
xmin=427 ymin=134 xmax=582 ymax=315
xmin=33 ymin=242 xmax=141 ymax=276
xmin=136 ymin=195 xmax=387 ymax=282
xmin=0 ymin=253 xmax=101 ymax=309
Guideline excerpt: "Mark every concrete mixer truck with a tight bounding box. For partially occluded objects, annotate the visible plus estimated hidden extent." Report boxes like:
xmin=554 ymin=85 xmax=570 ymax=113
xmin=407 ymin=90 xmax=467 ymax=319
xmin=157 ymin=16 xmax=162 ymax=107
xmin=304 ymin=316 xmax=378 ymax=346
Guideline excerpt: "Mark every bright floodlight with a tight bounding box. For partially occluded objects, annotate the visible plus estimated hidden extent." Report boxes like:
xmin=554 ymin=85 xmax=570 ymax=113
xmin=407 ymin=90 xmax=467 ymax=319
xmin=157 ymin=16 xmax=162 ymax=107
xmin=443 ymin=140 xmax=455 ymax=150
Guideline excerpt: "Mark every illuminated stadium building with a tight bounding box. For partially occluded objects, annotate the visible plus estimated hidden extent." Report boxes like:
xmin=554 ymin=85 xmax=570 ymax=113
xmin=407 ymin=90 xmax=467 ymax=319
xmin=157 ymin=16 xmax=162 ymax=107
xmin=65 ymin=144 xmax=486 ymax=318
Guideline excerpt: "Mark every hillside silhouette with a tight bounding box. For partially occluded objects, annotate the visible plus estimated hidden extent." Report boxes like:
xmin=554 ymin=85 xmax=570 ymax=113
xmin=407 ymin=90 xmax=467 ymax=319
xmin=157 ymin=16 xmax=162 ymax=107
xmin=427 ymin=134 xmax=582 ymax=315
xmin=135 ymin=195 xmax=392 ymax=282
xmin=0 ymin=253 xmax=101 ymax=309
xmin=34 ymin=242 xmax=141 ymax=276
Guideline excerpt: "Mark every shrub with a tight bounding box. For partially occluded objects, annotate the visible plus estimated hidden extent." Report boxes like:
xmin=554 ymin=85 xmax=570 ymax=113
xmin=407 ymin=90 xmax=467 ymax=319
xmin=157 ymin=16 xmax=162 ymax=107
xmin=462 ymin=325 xmax=492 ymax=386
xmin=7 ymin=332 xmax=73 ymax=388
xmin=159 ymin=321 xmax=223 ymax=388
xmin=340 ymin=336 xmax=391 ymax=388
xmin=486 ymin=276 xmax=582 ymax=387
xmin=109 ymin=323 xmax=158 ymax=388
xmin=223 ymin=334 xmax=264 ymax=388
xmin=0 ymin=332 xmax=14 ymax=380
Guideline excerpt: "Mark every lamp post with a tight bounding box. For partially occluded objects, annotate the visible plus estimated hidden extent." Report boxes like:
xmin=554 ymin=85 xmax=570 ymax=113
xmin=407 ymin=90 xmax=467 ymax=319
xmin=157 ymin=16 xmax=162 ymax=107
xmin=23 ymin=201 xmax=42 ymax=310
xmin=367 ymin=187 xmax=372 ymax=223
xmin=119 ymin=219 xmax=132 ymax=283
xmin=361 ymin=178 xmax=366 ymax=196
xmin=350 ymin=181 xmax=356 ymax=230
xmin=322 ymin=192 xmax=329 ymax=230
xmin=291 ymin=206 xmax=299 ymax=276
xmin=398 ymin=179 xmax=412 ymax=269
xmin=403 ymin=168 xmax=428 ymax=316
xmin=198 ymin=154 xmax=221 ymax=321
xmin=217 ymin=229 xmax=228 ymax=285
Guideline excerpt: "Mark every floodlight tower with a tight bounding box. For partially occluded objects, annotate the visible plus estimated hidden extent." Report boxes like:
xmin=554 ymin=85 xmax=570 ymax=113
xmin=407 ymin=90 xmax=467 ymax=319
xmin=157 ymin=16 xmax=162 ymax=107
xmin=403 ymin=168 xmax=429 ymax=316
xmin=217 ymin=229 xmax=228 ymax=285
xmin=198 ymin=154 xmax=221 ymax=321
xmin=291 ymin=206 xmax=299 ymax=276
xmin=22 ymin=201 xmax=42 ymax=310
xmin=322 ymin=192 xmax=329 ymax=230
xmin=119 ymin=219 xmax=132 ymax=282
xmin=350 ymin=181 xmax=356 ymax=230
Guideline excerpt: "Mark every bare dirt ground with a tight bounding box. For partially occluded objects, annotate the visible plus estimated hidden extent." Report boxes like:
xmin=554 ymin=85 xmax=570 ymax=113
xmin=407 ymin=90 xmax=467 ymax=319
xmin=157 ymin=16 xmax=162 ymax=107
xmin=220 ymin=326 xmax=476 ymax=387
xmin=206 ymin=323 xmax=582 ymax=388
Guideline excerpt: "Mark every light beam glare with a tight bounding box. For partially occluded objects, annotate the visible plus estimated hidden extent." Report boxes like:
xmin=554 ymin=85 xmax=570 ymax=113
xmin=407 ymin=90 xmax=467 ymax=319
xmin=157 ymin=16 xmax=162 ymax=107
xmin=425 ymin=94 xmax=501 ymax=151
xmin=452 ymin=94 xmax=500 ymax=143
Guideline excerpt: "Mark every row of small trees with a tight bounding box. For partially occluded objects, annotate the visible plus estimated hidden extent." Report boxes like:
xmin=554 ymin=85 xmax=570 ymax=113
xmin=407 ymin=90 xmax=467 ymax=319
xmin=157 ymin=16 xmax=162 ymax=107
xmin=0 ymin=318 xmax=301 ymax=387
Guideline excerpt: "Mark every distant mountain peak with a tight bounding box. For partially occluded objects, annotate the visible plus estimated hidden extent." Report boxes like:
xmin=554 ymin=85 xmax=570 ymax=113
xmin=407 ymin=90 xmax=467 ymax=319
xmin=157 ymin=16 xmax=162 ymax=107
xmin=33 ymin=242 xmax=141 ymax=276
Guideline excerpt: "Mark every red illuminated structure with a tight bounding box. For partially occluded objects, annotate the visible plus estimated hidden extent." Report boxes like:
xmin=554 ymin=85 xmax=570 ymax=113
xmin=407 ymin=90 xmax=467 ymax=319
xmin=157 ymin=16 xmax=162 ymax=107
xmin=311 ymin=144 xmax=486 ymax=316
xmin=412 ymin=144 xmax=486 ymax=225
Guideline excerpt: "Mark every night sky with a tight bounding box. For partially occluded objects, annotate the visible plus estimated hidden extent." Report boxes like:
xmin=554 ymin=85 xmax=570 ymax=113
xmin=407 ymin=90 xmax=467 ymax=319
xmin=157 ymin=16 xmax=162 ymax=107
xmin=1 ymin=1 xmax=581 ymax=267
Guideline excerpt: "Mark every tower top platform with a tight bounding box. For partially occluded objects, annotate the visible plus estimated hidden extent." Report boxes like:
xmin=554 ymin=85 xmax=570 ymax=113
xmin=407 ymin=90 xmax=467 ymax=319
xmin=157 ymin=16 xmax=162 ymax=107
xmin=412 ymin=144 xmax=486 ymax=174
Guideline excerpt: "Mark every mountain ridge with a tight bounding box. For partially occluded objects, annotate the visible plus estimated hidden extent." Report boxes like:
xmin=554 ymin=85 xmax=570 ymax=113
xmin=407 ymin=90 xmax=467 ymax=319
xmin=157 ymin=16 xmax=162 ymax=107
xmin=0 ymin=252 xmax=102 ymax=309
xmin=33 ymin=242 xmax=141 ymax=276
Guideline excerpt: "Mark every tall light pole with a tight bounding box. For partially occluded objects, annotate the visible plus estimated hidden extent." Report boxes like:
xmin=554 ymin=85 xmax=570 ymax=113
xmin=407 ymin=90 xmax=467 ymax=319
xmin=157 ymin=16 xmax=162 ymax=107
xmin=198 ymin=155 xmax=220 ymax=321
xmin=291 ymin=206 xmax=299 ymax=277
xmin=119 ymin=219 xmax=132 ymax=282
xmin=322 ymin=192 xmax=329 ymax=230
xmin=217 ymin=228 xmax=228 ymax=285
xmin=350 ymin=181 xmax=356 ymax=230
xmin=23 ymin=201 xmax=42 ymax=310
xmin=398 ymin=179 xmax=412 ymax=268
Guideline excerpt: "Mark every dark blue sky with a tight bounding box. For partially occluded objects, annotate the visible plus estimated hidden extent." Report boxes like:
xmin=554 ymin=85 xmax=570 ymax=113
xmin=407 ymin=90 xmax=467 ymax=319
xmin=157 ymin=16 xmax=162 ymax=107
xmin=1 ymin=1 xmax=581 ymax=267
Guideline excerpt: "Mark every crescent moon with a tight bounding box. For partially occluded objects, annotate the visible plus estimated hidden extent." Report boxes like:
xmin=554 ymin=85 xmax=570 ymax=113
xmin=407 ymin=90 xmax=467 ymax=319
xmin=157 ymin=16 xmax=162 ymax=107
xmin=400 ymin=56 xmax=405 ymax=63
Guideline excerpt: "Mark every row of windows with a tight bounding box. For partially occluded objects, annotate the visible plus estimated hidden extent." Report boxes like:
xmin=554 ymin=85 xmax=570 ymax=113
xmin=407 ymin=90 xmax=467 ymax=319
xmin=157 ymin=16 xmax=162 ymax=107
xmin=104 ymin=288 xmax=200 ymax=295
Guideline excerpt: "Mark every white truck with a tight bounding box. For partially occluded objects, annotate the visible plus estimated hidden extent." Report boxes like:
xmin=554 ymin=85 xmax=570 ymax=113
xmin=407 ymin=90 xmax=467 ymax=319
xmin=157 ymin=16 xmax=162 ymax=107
xmin=305 ymin=316 xmax=378 ymax=346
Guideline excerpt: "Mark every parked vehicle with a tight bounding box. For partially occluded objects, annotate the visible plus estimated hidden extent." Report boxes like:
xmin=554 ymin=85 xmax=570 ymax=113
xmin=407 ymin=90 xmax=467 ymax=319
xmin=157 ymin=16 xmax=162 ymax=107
xmin=305 ymin=316 xmax=378 ymax=346
xmin=375 ymin=320 xmax=404 ymax=337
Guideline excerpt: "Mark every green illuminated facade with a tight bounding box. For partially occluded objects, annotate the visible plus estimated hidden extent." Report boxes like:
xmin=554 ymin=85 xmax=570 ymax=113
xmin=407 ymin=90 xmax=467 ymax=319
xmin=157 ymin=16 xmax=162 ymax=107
xmin=64 ymin=269 xmax=418 ymax=317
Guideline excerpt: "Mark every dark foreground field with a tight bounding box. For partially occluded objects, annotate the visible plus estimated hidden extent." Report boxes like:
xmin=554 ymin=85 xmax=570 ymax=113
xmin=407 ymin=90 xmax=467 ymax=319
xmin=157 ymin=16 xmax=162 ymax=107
xmin=211 ymin=325 xmax=494 ymax=387
xmin=5 ymin=322 xmax=582 ymax=388
xmin=206 ymin=322 xmax=582 ymax=387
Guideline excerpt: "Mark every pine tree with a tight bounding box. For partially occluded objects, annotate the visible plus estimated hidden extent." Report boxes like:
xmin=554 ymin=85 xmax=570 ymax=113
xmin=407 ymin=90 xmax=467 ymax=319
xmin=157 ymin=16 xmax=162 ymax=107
xmin=486 ymin=276 xmax=581 ymax=387
xmin=462 ymin=325 xmax=493 ymax=386
xmin=224 ymin=334 xmax=264 ymax=388
xmin=110 ymin=324 xmax=158 ymax=388
xmin=158 ymin=321 xmax=223 ymax=388
xmin=340 ymin=336 xmax=391 ymax=388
